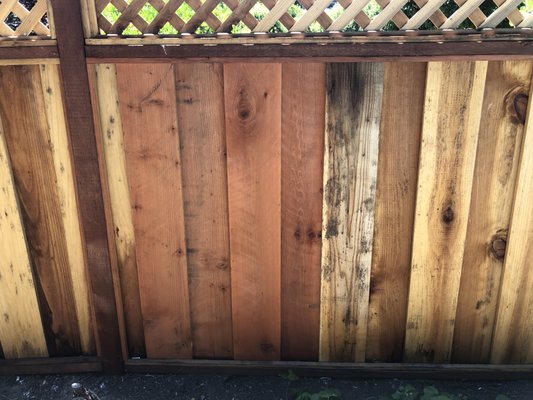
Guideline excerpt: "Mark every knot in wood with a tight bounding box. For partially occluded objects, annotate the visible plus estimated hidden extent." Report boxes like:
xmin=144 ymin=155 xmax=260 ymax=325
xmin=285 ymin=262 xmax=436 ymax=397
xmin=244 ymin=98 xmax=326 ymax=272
xmin=441 ymin=206 xmax=454 ymax=225
xmin=513 ymin=94 xmax=528 ymax=125
xmin=491 ymin=235 xmax=507 ymax=260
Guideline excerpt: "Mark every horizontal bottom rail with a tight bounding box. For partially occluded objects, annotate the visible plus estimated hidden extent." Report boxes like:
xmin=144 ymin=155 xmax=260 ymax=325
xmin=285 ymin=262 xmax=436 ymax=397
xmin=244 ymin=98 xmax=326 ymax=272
xmin=125 ymin=359 xmax=533 ymax=381
xmin=0 ymin=357 xmax=102 ymax=375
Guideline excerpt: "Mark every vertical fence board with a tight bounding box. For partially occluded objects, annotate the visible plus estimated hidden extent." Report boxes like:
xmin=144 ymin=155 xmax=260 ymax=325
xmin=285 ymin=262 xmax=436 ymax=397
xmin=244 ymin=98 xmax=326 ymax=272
xmin=224 ymin=63 xmax=282 ymax=361
xmin=175 ymin=63 xmax=233 ymax=360
xmin=319 ymin=63 xmax=384 ymax=362
xmin=39 ymin=63 xmax=95 ymax=356
xmin=281 ymin=63 xmax=326 ymax=361
xmin=452 ymin=60 xmax=533 ymax=364
xmin=0 ymin=114 xmax=48 ymax=359
xmin=89 ymin=64 xmax=130 ymax=362
xmin=116 ymin=63 xmax=192 ymax=359
xmin=91 ymin=63 xmax=145 ymax=358
xmin=0 ymin=65 xmax=82 ymax=356
xmin=404 ymin=61 xmax=488 ymax=363
xmin=366 ymin=62 xmax=426 ymax=362
xmin=491 ymin=76 xmax=533 ymax=364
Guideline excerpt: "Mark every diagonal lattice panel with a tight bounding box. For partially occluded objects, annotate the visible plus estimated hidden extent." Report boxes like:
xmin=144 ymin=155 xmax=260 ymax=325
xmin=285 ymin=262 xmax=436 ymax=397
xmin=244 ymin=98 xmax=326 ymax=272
xmin=91 ymin=0 xmax=532 ymax=36
xmin=0 ymin=0 xmax=49 ymax=36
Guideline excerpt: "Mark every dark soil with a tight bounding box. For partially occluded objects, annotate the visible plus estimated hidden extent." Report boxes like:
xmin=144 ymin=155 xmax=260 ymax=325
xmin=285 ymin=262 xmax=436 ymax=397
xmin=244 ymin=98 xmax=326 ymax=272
xmin=0 ymin=374 xmax=532 ymax=400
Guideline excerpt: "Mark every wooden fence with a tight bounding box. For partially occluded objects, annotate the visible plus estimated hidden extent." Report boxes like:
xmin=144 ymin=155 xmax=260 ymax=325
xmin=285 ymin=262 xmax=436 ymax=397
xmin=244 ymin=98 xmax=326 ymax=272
xmin=0 ymin=0 xmax=532 ymax=376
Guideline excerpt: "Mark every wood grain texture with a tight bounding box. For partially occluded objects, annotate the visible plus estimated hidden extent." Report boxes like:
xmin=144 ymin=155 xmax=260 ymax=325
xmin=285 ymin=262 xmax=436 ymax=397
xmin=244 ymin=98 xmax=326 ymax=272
xmin=51 ymin=0 xmax=124 ymax=372
xmin=0 ymin=112 xmax=48 ymax=359
xmin=366 ymin=62 xmax=426 ymax=362
xmin=319 ymin=63 xmax=384 ymax=363
xmin=39 ymin=63 xmax=95 ymax=356
xmin=91 ymin=63 xmax=145 ymax=358
xmin=404 ymin=61 xmax=488 ymax=363
xmin=224 ymin=63 xmax=282 ymax=361
xmin=490 ymin=74 xmax=533 ymax=364
xmin=175 ymin=63 xmax=233 ymax=359
xmin=89 ymin=64 xmax=129 ymax=362
xmin=0 ymin=65 xmax=82 ymax=356
xmin=452 ymin=61 xmax=533 ymax=364
xmin=281 ymin=63 xmax=325 ymax=361
xmin=116 ymin=63 xmax=192 ymax=359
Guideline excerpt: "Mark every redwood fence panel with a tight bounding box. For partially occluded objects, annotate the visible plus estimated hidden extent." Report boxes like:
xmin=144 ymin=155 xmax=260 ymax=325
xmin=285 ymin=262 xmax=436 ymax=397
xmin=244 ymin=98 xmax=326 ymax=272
xmin=0 ymin=0 xmax=532 ymax=376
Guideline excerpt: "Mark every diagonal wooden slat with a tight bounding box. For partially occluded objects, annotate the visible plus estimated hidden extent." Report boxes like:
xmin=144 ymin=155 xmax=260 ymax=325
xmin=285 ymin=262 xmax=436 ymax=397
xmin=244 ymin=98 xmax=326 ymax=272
xmin=440 ymin=0 xmax=485 ymax=28
xmin=14 ymin=0 xmax=48 ymax=35
xmin=518 ymin=12 xmax=533 ymax=27
xmin=182 ymin=0 xmax=220 ymax=33
xmin=185 ymin=0 xmax=222 ymax=31
xmin=0 ymin=0 xmax=18 ymax=23
xmin=96 ymin=0 xmax=110 ymax=14
xmin=147 ymin=0 xmax=185 ymax=34
xmin=217 ymin=0 xmax=258 ymax=32
xmin=144 ymin=0 xmax=184 ymax=33
xmin=109 ymin=0 xmax=149 ymax=32
xmin=109 ymin=0 xmax=149 ymax=34
xmin=366 ymin=0 xmax=410 ymax=30
xmin=297 ymin=0 xmax=333 ymax=30
xmin=291 ymin=0 xmax=333 ymax=32
xmin=402 ymin=0 xmax=448 ymax=29
xmin=263 ymin=0 xmax=296 ymax=30
xmin=328 ymin=0 xmax=372 ymax=30
xmin=339 ymin=0 xmax=372 ymax=30
xmin=97 ymin=13 xmax=113 ymax=32
xmin=254 ymin=0 xmax=295 ymax=31
xmin=374 ymin=0 xmax=409 ymax=29
xmin=479 ymin=0 xmax=523 ymax=28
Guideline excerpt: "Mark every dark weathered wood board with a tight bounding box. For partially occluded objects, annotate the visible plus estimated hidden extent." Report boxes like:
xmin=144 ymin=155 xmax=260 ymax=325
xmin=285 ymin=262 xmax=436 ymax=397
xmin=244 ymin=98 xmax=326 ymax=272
xmin=366 ymin=62 xmax=426 ymax=362
xmin=320 ymin=63 xmax=384 ymax=362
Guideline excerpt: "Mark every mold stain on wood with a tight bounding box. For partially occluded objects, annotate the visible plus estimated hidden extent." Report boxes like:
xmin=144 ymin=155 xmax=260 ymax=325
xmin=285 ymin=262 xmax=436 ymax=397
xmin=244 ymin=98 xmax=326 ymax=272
xmin=319 ymin=63 xmax=384 ymax=363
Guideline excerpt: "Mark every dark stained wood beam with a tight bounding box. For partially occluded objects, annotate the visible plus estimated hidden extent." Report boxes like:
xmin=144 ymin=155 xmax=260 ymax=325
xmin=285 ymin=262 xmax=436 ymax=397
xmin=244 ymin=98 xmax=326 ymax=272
xmin=85 ymin=39 xmax=533 ymax=63
xmin=49 ymin=0 xmax=124 ymax=373
xmin=0 ymin=45 xmax=58 ymax=59
xmin=125 ymin=359 xmax=533 ymax=380
xmin=0 ymin=357 xmax=102 ymax=375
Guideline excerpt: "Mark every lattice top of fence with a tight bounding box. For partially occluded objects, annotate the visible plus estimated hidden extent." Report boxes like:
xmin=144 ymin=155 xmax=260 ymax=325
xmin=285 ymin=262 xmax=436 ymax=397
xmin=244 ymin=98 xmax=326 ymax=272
xmin=92 ymin=0 xmax=531 ymax=37
xmin=0 ymin=0 xmax=50 ymax=36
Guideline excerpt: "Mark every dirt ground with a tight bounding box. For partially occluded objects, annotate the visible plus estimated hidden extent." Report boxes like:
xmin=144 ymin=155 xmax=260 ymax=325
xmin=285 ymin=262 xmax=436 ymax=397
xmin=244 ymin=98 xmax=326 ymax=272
xmin=0 ymin=373 xmax=532 ymax=400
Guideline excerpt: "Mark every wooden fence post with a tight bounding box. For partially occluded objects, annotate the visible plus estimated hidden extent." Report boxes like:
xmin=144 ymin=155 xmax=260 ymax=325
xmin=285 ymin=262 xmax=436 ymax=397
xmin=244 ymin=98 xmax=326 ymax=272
xmin=49 ymin=0 xmax=124 ymax=373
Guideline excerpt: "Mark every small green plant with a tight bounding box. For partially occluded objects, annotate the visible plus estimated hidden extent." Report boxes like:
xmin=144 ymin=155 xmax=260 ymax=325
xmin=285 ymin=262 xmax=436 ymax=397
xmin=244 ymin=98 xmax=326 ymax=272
xmin=382 ymin=385 xmax=512 ymax=400
xmin=281 ymin=370 xmax=341 ymax=400
xmin=293 ymin=388 xmax=341 ymax=400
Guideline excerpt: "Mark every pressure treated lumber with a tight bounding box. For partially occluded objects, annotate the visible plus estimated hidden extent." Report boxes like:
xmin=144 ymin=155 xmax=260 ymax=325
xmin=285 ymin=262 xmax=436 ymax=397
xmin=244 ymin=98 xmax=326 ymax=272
xmin=281 ymin=63 xmax=325 ymax=361
xmin=224 ymin=63 xmax=282 ymax=361
xmin=366 ymin=62 xmax=426 ymax=362
xmin=116 ymin=63 xmax=192 ymax=359
xmin=490 ymin=75 xmax=533 ymax=364
xmin=175 ymin=63 xmax=233 ymax=359
xmin=320 ymin=63 xmax=384 ymax=362
xmin=0 ymin=112 xmax=47 ymax=359
xmin=404 ymin=61 xmax=488 ymax=363
xmin=0 ymin=65 xmax=81 ymax=356
xmin=452 ymin=60 xmax=533 ymax=363
xmin=91 ymin=63 xmax=145 ymax=358
xmin=39 ymin=63 xmax=95 ymax=356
